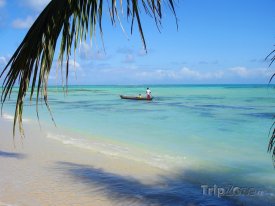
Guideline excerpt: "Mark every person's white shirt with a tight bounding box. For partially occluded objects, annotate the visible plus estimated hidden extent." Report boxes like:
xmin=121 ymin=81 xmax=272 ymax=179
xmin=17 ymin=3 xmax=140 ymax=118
xmin=146 ymin=88 xmax=151 ymax=96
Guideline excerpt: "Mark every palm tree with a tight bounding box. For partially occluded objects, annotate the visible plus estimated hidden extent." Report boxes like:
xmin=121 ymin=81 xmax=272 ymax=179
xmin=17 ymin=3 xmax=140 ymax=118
xmin=0 ymin=0 xmax=177 ymax=136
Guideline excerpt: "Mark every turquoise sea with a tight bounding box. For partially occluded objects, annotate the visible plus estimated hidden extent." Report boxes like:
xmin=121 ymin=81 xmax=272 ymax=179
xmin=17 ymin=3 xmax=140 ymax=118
xmin=2 ymin=84 xmax=275 ymax=205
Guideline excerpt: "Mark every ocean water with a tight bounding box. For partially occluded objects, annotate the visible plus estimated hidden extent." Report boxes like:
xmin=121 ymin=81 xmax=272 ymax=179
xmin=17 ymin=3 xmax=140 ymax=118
xmin=2 ymin=84 xmax=275 ymax=205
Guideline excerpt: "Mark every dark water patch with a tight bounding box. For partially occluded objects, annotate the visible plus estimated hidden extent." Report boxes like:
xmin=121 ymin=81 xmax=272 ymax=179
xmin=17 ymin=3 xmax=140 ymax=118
xmin=154 ymin=96 xmax=198 ymax=103
xmin=156 ymin=96 xmax=186 ymax=101
xmin=218 ymin=127 xmax=233 ymax=132
xmin=2 ymin=101 xmax=17 ymax=105
xmin=197 ymin=104 xmax=254 ymax=110
xmin=72 ymin=89 xmax=107 ymax=93
xmin=156 ymin=96 xmax=225 ymax=102
xmin=0 ymin=150 xmax=26 ymax=159
xmin=187 ymin=96 xmax=225 ymax=100
xmin=216 ymin=118 xmax=250 ymax=125
xmin=55 ymin=103 xmax=160 ymax=113
xmin=149 ymin=115 xmax=170 ymax=120
xmin=48 ymin=97 xmax=59 ymax=101
xmin=49 ymin=100 xmax=68 ymax=104
xmin=222 ymin=85 xmax=266 ymax=89
xmin=244 ymin=99 xmax=257 ymax=103
xmin=112 ymin=108 xmax=163 ymax=113
xmin=51 ymin=100 xmax=121 ymax=107
xmin=49 ymin=89 xmax=109 ymax=93
xmin=245 ymin=97 xmax=275 ymax=103
xmin=158 ymin=102 xmax=218 ymax=117
xmin=59 ymin=105 xmax=117 ymax=111
xmin=161 ymin=102 xmax=199 ymax=110
xmin=243 ymin=113 xmax=275 ymax=119
xmin=166 ymin=102 xmax=185 ymax=107
xmin=69 ymin=100 xmax=102 ymax=104
xmin=199 ymin=112 xmax=216 ymax=118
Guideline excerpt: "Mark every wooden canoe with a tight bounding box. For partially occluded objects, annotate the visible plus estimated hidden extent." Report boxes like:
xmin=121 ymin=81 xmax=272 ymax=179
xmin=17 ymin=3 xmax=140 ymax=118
xmin=120 ymin=95 xmax=153 ymax=101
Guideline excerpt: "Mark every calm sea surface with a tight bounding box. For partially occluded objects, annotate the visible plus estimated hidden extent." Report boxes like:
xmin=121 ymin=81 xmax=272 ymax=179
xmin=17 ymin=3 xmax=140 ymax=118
xmin=2 ymin=84 xmax=275 ymax=205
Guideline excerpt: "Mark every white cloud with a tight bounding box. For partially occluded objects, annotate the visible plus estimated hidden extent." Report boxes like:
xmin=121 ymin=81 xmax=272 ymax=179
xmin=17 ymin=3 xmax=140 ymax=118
xmin=228 ymin=66 xmax=271 ymax=78
xmin=48 ymin=59 xmax=85 ymax=82
xmin=79 ymin=42 xmax=90 ymax=54
xmin=12 ymin=16 xmax=34 ymax=29
xmin=0 ymin=56 xmax=8 ymax=82
xmin=136 ymin=67 xmax=224 ymax=81
xmin=0 ymin=56 xmax=7 ymax=65
xmin=68 ymin=60 xmax=84 ymax=78
xmin=26 ymin=0 xmax=50 ymax=11
xmin=178 ymin=67 xmax=224 ymax=79
xmin=69 ymin=60 xmax=80 ymax=69
xmin=229 ymin=67 xmax=250 ymax=77
xmin=48 ymin=62 xmax=273 ymax=84
xmin=137 ymin=49 xmax=147 ymax=57
xmin=0 ymin=0 xmax=5 ymax=8
xmin=131 ymin=66 xmax=272 ymax=83
xmin=123 ymin=54 xmax=135 ymax=63
xmin=79 ymin=42 xmax=109 ymax=61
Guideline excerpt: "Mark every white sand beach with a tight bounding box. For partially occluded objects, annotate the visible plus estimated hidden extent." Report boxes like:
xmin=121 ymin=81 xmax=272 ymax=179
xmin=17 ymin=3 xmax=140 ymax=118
xmin=0 ymin=117 xmax=167 ymax=206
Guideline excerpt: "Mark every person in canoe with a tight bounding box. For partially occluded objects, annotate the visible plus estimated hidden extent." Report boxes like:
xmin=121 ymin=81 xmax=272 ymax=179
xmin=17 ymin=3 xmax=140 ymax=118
xmin=146 ymin=88 xmax=151 ymax=99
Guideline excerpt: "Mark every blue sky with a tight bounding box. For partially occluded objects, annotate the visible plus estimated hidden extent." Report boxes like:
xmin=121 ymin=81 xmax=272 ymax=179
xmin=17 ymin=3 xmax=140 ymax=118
xmin=0 ymin=0 xmax=275 ymax=85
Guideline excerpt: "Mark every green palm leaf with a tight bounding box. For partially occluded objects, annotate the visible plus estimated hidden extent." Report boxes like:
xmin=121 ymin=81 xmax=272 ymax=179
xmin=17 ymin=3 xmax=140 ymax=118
xmin=0 ymin=0 xmax=177 ymax=137
xmin=266 ymin=50 xmax=275 ymax=165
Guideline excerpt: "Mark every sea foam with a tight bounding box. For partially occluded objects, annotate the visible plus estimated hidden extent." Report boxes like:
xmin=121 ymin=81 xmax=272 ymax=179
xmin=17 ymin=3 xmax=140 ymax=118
xmin=1 ymin=113 xmax=30 ymax=123
xmin=46 ymin=132 xmax=187 ymax=170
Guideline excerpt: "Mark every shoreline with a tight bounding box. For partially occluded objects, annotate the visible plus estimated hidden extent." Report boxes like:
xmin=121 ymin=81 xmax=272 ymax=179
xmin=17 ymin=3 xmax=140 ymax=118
xmin=0 ymin=117 xmax=168 ymax=206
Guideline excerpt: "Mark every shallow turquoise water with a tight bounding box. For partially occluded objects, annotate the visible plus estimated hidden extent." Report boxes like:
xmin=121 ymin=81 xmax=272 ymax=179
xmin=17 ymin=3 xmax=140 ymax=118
xmin=2 ymin=84 xmax=275 ymax=205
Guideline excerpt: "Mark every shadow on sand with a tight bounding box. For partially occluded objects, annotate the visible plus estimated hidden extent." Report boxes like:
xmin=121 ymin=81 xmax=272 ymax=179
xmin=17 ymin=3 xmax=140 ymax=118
xmin=54 ymin=161 xmax=273 ymax=206
xmin=0 ymin=150 xmax=26 ymax=159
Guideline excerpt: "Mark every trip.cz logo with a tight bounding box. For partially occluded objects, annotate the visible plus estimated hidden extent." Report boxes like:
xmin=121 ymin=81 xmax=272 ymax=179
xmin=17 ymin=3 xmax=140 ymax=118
xmin=201 ymin=184 xmax=265 ymax=198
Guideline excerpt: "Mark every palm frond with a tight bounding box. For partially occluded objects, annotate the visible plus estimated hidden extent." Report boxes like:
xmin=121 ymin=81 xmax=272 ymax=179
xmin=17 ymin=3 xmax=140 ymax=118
xmin=266 ymin=48 xmax=275 ymax=165
xmin=0 ymin=0 xmax=178 ymax=136
xmin=268 ymin=124 xmax=275 ymax=166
